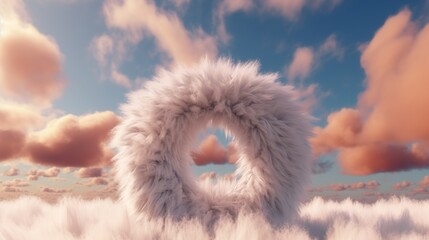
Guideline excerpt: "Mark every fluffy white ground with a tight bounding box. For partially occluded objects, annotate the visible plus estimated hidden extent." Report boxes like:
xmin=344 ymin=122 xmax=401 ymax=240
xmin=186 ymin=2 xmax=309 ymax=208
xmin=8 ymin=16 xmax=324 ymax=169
xmin=1 ymin=196 xmax=428 ymax=240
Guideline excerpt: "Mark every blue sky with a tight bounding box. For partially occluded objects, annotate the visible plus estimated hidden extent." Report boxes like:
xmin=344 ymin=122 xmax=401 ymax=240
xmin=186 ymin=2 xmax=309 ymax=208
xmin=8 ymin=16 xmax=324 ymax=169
xmin=1 ymin=0 xmax=429 ymax=202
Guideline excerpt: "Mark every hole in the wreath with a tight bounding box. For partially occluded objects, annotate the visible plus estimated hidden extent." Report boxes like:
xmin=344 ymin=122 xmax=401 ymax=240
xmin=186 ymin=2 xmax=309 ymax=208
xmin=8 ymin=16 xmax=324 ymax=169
xmin=190 ymin=127 xmax=238 ymax=183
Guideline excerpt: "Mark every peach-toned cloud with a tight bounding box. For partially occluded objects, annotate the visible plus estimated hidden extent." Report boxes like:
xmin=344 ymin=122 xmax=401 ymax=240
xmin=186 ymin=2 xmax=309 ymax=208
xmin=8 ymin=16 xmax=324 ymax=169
xmin=318 ymin=34 xmax=344 ymax=59
xmin=393 ymin=181 xmax=411 ymax=190
xmin=0 ymin=130 xmax=26 ymax=161
xmin=27 ymin=174 xmax=38 ymax=181
xmin=62 ymin=167 xmax=76 ymax=174
xmin=329 ymin=180 xmax=379 ymax=191
xmin=310 ymin=108 xmax=362 ymax=155
xmin=215 ymin=0 xmax=253 ymax=43
xmin=103 ymin=0 xmax=217 ymax=66
xmin=26 ymin=167 xmax=61 ymax=180
xmin=420 ymin=176 xmax=429 ymax=187
xmin=0 ymin=3 xmax=64 ymax=106
xmin=3 ymin=167 xmax=19 ymax=176
xmin=76 ymin=168 xmax=103 ymax=178
xmin=91 ymin=34 xmax=114 ymax=67
xmin=311 ymin=9 xmax=429 ymax=175
xmin=0 ymin=100 xmax=43 ymax=131
xmin=168 ymin=0 xmax=190 ymax=9
xmin=411 ymin=187 xmax=428 ymax=195
xmin=2 ymin=186 xmax=27 ymax=193
xmin=0 ymin=100 xmax=43 ymax=161
xmin=90 ymin=34 xmax=132 ymax=88
xmin=358 ymin=9 xmax=429 ymax=143
xmin=264 ymin=0 xmax=341 ymax=19
xmin=83 ymin=177 xmax=109 ymax=186
xmin=338 ymin=144 xmax=429 ymax=176
xmin=264 ymin=0 xmax=306 ymax=20
xmin=111 ymin=69 xmax=132 ymax=88
xmin=215 ymin=0 xmax=341 ymax=44
xmin=40 ymin=187 xmax=68 ymax=193
xmin=191 ymin=135 xmax=238 ymax=166
xmin=2 ymin=179 xmax=29 ymax=188
xmin=285 ymin=34 xmax=342 ymax=109
xmin=287 ymin=47 xmax=314 ymax=81
xmin=25 ymin=111 xmax=119 ymax=167
xmin=0 ymin=0 xmax=28 ymax=23
xmin=329 ymin=183 xmax=347 ymax=191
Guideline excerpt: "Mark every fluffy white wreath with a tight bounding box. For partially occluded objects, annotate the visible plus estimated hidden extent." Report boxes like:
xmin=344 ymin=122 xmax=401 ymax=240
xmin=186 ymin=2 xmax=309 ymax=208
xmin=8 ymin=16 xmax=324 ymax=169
xmin=111 ymin=59 xmax=312 ymax=229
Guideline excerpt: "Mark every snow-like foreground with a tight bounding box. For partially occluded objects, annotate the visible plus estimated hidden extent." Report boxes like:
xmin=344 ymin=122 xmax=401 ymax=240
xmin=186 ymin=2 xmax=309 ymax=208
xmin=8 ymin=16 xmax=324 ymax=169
xmin=1 ymin=196 xmax=428 ymax=240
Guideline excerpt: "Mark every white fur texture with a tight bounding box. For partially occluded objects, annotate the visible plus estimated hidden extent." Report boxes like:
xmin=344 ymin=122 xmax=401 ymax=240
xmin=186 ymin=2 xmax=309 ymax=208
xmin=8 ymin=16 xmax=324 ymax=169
xmin=2 ymin=196 xmax=429 ymax=240
xmin=111 ymin=59 xmax=312 ymax=229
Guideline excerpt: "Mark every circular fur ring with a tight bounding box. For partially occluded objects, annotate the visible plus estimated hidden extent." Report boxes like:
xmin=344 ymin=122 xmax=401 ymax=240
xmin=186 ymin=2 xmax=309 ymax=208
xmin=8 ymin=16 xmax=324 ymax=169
xmin=111 ymin=59 xmax=312 ymax=228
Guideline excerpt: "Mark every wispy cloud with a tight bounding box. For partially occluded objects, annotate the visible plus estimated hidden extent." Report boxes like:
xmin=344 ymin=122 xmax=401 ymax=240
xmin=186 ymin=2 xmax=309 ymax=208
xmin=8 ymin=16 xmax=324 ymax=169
xmin=215 ymin=0 xmax=342 ymax=43
xmin=287 ymin=47 xmax=315 ymax=81
xmin=104 ymin=0 xmax=216 ymax=63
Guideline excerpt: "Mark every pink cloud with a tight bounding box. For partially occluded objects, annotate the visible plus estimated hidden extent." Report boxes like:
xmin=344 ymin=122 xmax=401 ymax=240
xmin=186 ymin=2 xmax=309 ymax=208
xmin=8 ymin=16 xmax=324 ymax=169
xmin=0 ymin=130 xmax=26 ymax=161
xmin=169 ymin=0 xmax=191 ymax=9
xmin=329 ymin=180 xmax=380 ymax=191
xmin=27 ymin=175 xmax=38 ymax=181
xmin=103 ymin=0 xmax=217 ymax=66
xmin=27 ymin=167 xmax=61 ymax=178
xmin=311 ymin=9 xmax=429 ymax=175
xmin=318 ymin=34 xmax=344 ymax=59
xmin=310 ymin=108 xmax=362 ymax=155
xmin=91 ymin=177 xmax=109 ymax=185
xmin=287 ymin=47 xmax=315 ymax=81
xmin=215 ymin=0 xmax=341 ymax=44
xmin=215 ymin=0 xmax=253 ymax=43
xmin=25 ymin=112 xmax=119 ymax=167
xmin=411 ymin=187 xmax=428 ymax=195
xmin=91 ymin=34 xmax=114 ymax=67
xmin=26 ymin=167 xmax=61 ymax=180
xmin=90 ymin=34 xmax=132 ymax=88
xmin=0 ymin=100 xmax=44 ymax=162
xmin=3 ymin=167 xmax=19 ymax=177
xmin=264 ymin=0 xmax=306 ymax=20
xmin=76 ymin=168 xmax=103 ymax=178
xmin=2 ymin=186 xmax=27 ymax=193
xmin=191 ymin=135 xmax=238 ymax=166
xmin=83 ymin=177 xmax=109 ymax=186
xmin=393 ymin=181 xmax=411 ymax=190
xmin=420 ymin=176 xmax=429 ymax=187
xmin=110 ymin=69 xmax=132 ymax=88
xmin=329 ymin=183 xmax=348 ymax=191
xmin=0 ymin=100 xmax=43 ymax=131
xmin=2 ymin=179 xmax=29 ymax=188
xmin=338 ymin=144 xmax=429 ymax=176
xmin=0 ymin=16 xmax=64 ymax=106
xmin=62 ymin=167 xmax=76 ymax=174
xmin=40 ymin=187 xmax=68 ymax=193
